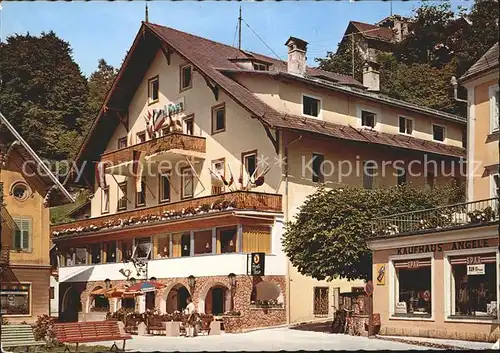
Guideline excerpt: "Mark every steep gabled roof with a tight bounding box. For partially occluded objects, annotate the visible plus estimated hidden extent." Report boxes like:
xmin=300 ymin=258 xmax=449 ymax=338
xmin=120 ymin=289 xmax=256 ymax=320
xmin=349 ymin=21 xmax=395 ymax=42
xmin=69 ymin=22 xmax=465 ymax=186
xmin=0 ymin=110 xmax=74 ymax=206
xmin=460 ymin=42 xmax=499 ymax=82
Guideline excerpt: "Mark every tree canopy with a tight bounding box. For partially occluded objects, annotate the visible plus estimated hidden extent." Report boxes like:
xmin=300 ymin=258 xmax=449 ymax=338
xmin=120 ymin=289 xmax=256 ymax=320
xmin=0 ymin=32 xmax=117 ymax=161
xmin=282 ymin=183 xmax=464 ymax=281
xmin=315 ymin=0 xmax=499 ymax=115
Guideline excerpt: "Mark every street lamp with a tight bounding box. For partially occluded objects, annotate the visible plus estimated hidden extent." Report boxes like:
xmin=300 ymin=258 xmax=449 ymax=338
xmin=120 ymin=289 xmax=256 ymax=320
xmin=187 ymin=275 xmax=196 ymax=292
xmin=228 ymin=273 xmax=236 ymax=311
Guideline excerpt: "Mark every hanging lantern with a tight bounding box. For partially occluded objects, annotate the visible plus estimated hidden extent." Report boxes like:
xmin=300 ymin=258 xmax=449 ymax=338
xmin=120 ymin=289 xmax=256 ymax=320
xmin=183 ymin=244 xmax=188 ymax=251
xmin=187 ymin=275 xmax=196 ymax=290
xmin=205 ymin=242 xmax=210 ymax=249
xmin=229 ymin=239 xmax=234 ymax=247
xmin=228 ymin=273 xmax=236 ymax=288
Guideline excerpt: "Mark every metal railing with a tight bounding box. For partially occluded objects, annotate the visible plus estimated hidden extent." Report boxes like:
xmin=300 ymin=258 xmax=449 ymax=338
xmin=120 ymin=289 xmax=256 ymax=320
xmin=372 ymin=198 xmax=499 ymax=237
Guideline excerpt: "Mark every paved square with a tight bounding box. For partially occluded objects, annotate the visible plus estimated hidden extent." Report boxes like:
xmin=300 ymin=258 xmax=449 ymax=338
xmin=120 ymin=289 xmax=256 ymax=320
xmin=89 ymin=328 xmax=431 ymax=351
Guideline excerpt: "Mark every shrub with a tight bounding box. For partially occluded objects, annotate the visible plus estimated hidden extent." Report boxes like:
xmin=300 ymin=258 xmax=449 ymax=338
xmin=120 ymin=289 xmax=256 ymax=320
xmin=32 ymin=315 xmax=57 ymax=347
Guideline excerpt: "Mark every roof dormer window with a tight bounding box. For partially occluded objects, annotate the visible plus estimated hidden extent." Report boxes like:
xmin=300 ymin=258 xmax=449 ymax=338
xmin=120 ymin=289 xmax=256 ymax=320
xmin=253 ymin=62 xmax=268 ymax=71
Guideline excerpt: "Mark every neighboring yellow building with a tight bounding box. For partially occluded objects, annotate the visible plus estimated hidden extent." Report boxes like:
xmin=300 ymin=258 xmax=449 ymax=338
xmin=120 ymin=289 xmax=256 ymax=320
xmin=0 ymin=112 xmax=73 ymax=323
xmin=368 ymin=42 xmax=499 ymax=342
xmin=52 ymin=21 xmax=466 ymax=329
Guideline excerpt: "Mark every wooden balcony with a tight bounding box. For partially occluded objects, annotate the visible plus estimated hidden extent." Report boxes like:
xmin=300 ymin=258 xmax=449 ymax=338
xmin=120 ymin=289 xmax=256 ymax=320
xmin=51 ymin=191 xmax=282 ymax=237
xmin=0 ymin=246 xmax=10 ymax=265
xmin=100 ymin=133 xmax=206 ymax=166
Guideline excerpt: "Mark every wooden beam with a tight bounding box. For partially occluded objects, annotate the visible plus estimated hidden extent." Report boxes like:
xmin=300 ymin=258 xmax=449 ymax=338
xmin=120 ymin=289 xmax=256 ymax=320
xmin=160 ymin=44 xmax=171 ymax=65
xmin=204 ymin=76 xmax=219 ymax=101
xmin=263 ymin=124 xmax=279 ymax=154
xmin=116 ymin=111 xmax=129 ymax=132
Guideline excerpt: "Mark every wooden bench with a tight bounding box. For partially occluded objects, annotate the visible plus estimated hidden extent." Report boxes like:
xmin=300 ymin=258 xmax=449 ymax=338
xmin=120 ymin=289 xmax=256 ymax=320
xmin=53 ymin=321 xmax=132 ymax=353
xmin=1 ymin=324 xmax=45 ymax=352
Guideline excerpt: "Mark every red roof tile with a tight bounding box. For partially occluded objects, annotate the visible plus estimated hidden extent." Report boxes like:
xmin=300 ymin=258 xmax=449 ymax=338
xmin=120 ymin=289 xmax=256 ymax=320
xmin=350 ymin=21 xmax=395 ymax=42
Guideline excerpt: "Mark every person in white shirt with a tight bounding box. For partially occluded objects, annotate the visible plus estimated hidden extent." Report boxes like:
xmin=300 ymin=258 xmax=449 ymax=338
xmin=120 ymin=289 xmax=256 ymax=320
xmin=184 ymin=296 xmax=196 ymax=337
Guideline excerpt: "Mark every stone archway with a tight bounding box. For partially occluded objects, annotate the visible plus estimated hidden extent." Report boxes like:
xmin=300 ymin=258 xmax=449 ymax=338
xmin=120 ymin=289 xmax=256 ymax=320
xmin=162 ymin=283 xmax=190 ymax=313
xmin=61 ymin=286 xmax=81 ymax=322
xmin=198 ymin=281 xmax=231 ymax=314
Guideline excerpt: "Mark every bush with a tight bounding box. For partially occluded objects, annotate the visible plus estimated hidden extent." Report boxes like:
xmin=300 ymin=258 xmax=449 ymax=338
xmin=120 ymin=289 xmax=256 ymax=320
xmin=32 ymin=315 xmax=57 ymax=347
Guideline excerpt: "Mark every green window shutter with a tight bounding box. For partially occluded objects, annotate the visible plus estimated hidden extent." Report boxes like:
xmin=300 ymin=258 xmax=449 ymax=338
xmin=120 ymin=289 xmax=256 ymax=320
xmin=13 ymin=218 xmax=31 ymax=250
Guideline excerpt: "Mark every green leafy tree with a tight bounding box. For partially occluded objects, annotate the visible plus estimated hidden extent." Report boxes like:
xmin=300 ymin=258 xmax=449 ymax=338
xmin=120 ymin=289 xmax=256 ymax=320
xmin=282 ymin=183 xmax=464 ymax=281
xmin=315 ymin=34 xmax=364 ymax=81
xmin=83 ymin=59 xmax=117 ymax=133
xmin=0 ymin=32 xmax=89 ymax=160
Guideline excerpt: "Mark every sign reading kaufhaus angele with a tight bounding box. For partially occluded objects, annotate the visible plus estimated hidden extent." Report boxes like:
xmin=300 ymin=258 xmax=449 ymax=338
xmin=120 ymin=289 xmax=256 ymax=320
xmin=397 ymin=239 xmax=492 ymax=255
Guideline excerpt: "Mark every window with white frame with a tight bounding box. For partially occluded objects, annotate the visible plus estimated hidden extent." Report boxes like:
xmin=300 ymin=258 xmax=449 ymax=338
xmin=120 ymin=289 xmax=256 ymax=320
xmin=303 ymin=95 xmax=320 ymax=118
xmin=447 ymin=253 xmax=497 ymax=319
xmin=489 ymin=85 xmax=499 ymax=133
xmin=211 ymin=159 xmax=225 ymax=195
xmin=148 ymin=76 xmax=159 ymax=103
xmin=183 ymin=116 xmax=194 ymax=136
xmin=399 ymin=116 xmax=413 ymax=135
xmin=159 ymin=170 xmax=171 ymax=203
xmin=361 ymin=110 xmax=376 ymax=128
xmin=393 ymin=258 xmax=432 ymax=318
xmin=13 ymin=218 xmax=31 ymax=251
xmin=117 ymin=182 xmax=127 ymax=211
xmin=432 ymin=124 xmax=445 ymax=142
xmin=242 ymin=151 xmax=257 ymax=185
xmin=180 ymin=64 xmax=192 ymax=91
xmin=253 ymin=62 xmax=268 ymax=71
xmin=492 ymin=173 xmax=499 ymax=200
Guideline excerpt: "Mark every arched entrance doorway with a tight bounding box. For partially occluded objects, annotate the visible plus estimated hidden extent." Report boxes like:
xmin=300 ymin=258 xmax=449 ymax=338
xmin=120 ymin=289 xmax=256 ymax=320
xmin=205 ymin=285 xmax=230 ymax=315
xmin=61 ymin=286 xmax=81 ymax=322
xmin=165 ymin=284 xmax=190 ymax=313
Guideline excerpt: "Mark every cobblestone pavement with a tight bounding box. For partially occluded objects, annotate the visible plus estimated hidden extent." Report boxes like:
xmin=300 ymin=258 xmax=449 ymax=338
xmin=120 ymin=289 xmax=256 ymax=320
xmin=88 ymin=327 xmax=432 ymax=351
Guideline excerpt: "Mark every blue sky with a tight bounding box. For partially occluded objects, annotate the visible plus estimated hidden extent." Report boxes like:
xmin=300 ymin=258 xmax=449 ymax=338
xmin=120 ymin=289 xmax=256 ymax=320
xmin=1 ymin=1 xmax=469 ymax=77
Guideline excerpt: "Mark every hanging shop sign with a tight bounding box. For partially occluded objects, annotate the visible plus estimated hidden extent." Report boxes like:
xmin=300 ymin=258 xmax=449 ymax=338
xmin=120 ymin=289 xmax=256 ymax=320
xmin=249 ymin=252 xmax=265 ymax=276
xmin=376 ymin=264 xmax=386 ymax=286
xmin=467 ymin=264 xmax=485 ymax=275
xmin=397 ymin=244 xmax=443 ymax=255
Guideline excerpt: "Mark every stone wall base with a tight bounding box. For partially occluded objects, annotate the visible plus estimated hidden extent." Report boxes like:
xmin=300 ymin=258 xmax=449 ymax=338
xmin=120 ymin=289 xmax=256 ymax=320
xmin=379 ymin=325 xmax=500 ymax=343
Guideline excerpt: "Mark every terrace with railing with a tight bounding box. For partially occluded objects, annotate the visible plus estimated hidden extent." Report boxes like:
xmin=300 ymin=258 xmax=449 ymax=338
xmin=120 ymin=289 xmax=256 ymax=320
xmin=372 ymin=198 xmax=499 ymax=237
xmin=51 ymin=191 xmax=282 ymax=238
xmin=100 ymin=132 xmax=206 ymax=166
xmin=0 ymin=246 xmax=9 ymax=265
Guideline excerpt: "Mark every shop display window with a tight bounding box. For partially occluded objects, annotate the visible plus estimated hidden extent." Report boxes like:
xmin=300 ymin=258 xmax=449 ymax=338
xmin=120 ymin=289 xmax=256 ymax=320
xmin=449 ymin=253 xmax=497 ymax=319
xmin=394 ymin=259 xmax=432 ymax=318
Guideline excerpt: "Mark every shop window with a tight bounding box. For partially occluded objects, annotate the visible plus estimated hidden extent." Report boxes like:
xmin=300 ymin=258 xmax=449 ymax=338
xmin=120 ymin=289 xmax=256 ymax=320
xmin=219 ymin=227 xmax=237 ymax=254
xmin=312 ymin=153 xmax=324 ymax=183
xmin=250 ymin=281 xmax=283 ymax=308
xmin=211 ymin=104 xmax=226 ymax=134
xmin=393 ymin=259 xmax=432 ymax=318
xmin=303 ymin=95 xmax=320 ymax=118
xmin=90 ymin=243 xmax=101 ymax=264
xmin=133 ymin=237 xmax=152 ymax=260
xmin=181 ymin=233 xmax=191 ymax=257
xmin=91 ymin=294 xmax=109 ymax=312
xmin=313 ymin=287 xmax=329 ymax=317
xmin=449 ymin=254 xmax=497 ymax=319
xmin=13 ymin=218 xmax=31 ymax=251
xmin=146 ymin=292 xmax=156 ymax=310
xmin=154 ymin=235 xmax=170 ymax=259
xmin=120 ymin=239 xmax=133 ymax=262
xmin=0 ymin=284 xmax=31 ymax=315
xmin=104 ymin=241 xmax=116 ymax=263
xmin=75 ymin=247 xmax=88 ymax=265
xmin=194 ymin=230 xmax=212 ymax=255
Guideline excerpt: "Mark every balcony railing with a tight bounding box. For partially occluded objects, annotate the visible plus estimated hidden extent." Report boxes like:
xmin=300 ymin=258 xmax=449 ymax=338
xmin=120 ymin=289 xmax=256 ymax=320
xmin=372 ymin=198 xmax=499 ymax=237
xmin=51 ymin=191 xmax=282 ymax=237
xmin=0 ymin=246 xmax=10 ymax=265
xmin=100 ymin=133 xmax=206 ymax=166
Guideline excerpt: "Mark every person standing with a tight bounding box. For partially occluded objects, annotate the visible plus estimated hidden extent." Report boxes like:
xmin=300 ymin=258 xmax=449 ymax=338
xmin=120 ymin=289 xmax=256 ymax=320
xmin=184 ymin=296 xmax=197 ymax=337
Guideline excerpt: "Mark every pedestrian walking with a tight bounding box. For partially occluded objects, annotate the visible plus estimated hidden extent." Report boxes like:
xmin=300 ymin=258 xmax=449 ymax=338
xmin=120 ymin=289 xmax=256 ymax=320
xmin=184 ymin=296 xmax=197 ymax=337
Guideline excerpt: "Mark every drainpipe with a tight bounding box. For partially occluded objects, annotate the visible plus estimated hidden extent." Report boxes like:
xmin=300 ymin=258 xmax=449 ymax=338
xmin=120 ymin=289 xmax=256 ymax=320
xmin=450 ymin=76 xmax=467 ymax=103
xmin=284 ymin=134 xmax=302 ymax=325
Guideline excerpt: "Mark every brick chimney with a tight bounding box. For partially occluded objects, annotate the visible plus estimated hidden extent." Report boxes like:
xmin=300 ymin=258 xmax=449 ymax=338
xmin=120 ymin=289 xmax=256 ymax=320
xmin=285 ymin=37 xmax=308 ymax=76
xmin=363 ymin=61 xmax=380 ymax=92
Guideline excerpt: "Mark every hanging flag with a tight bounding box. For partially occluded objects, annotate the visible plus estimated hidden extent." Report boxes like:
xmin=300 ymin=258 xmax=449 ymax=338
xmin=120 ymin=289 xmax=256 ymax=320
xmin=227 ymin=164 xmax=235 ymax=187
xmin=144 ymin=111 xmax=154 ymax=139
xmin=132 ymin=150 xmax=146 ymax=192
xmin=153 ymin=109 xmax=166 ymax=132
xmin=95 ymin=161 xmax=107 ymax=189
